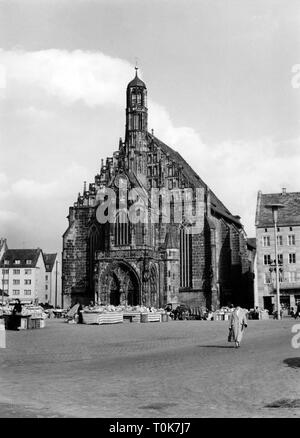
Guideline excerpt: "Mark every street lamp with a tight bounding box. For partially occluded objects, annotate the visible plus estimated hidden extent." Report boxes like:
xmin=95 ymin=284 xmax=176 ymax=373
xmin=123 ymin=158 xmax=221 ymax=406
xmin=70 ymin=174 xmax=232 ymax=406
xmin=265 ymin=203 xmax=285 ymax=320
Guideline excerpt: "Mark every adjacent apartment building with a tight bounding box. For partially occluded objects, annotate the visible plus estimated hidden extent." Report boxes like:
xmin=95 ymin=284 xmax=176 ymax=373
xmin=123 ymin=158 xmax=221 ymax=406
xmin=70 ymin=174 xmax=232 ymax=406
xmin=255 ymin=189 xmax=300 ymax=313
xmin=0 ymin=248 xmax=46 ymax=304
xmin=0 ymin=240 xmax=61 ymax=306
xmin=44 ymin=253 xmax=60 ymax=307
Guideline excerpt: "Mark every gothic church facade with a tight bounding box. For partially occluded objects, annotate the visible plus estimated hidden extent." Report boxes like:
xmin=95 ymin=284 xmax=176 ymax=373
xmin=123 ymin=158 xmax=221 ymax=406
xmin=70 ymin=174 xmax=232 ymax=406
xmin=62 ymin=70 xmax=253 ymax=310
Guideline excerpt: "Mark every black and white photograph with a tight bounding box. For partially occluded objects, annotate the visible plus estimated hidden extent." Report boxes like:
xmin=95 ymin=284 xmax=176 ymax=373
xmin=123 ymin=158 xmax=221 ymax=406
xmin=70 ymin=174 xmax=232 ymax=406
xmin=0 ymin=0 xmax=300 ymax=424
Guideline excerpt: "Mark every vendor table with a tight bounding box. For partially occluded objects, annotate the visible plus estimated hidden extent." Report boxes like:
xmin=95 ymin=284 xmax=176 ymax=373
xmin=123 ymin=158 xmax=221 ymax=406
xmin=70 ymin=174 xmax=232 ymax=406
xmin=1 ymin=315 xmax=45 ymax=330
xmin=52 ymin=309 xmax=67 ymax=318
xmin=123 ymin=312 xmax=141 ymax=323
xmin=82 ymin=311 xmax=123 ymax=325
xmin=141 ymin=313 xmax=161 ymax=323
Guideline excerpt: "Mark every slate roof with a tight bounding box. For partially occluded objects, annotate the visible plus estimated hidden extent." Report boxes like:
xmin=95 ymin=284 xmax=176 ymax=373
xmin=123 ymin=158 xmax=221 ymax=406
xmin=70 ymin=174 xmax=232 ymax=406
xmin=256 ymin=191 xmax=300 ymax=227
xmin=149 ymin=133 xmax=242 ymax=227
xmin=0 ymin=249 xmax=42 ymax=268
xmin=43 ymin=253 xmax=57 ymax=272
xmin=127 ymin=71 xmax=146 ymax=89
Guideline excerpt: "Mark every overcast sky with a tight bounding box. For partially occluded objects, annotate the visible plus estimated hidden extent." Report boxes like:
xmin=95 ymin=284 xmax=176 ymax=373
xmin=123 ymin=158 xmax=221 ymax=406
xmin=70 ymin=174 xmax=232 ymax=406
xmin=0 ymin=0 xmax=300 ymax=254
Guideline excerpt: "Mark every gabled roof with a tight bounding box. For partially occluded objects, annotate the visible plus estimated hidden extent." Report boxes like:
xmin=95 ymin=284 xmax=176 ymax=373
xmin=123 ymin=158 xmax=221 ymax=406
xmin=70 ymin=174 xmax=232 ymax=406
xmin=0 ymin=249 xmax=42 ymax=268
xmin=43 ymin=253 xmax=57 ymax=272
xmin=148 ymin=133 xmax=242 ymax=227
xmin=256 ymin=191 xmax=300 ymax=227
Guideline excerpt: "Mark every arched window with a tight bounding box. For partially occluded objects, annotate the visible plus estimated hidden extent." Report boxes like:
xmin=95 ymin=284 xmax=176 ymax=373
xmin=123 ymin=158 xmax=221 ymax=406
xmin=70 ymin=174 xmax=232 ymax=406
xmin=135 ymin=220 xmax=144 ymax=246
xmin=136 ymin=92 xmax=142 ymax=106
xmin=114 ymin=210 xmax=130 ymax=246
xmin=180 ymin=227 xmax=192 ymax=288
xmin=131 ymin=90 xmax=137 ymax=106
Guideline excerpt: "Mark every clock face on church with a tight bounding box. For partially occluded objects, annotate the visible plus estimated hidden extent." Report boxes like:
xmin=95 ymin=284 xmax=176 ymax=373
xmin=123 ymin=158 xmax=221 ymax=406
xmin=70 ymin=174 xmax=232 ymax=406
xmin=114 ymin=173 xmax=128 ymax=189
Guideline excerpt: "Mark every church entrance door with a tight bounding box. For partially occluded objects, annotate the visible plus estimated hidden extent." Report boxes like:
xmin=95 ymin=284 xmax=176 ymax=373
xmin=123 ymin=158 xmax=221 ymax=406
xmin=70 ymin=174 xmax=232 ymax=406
xmin=110 ymin=275 xmax=120 ymax=306
xmin=127 ymin=274 xmax=139 ymax=306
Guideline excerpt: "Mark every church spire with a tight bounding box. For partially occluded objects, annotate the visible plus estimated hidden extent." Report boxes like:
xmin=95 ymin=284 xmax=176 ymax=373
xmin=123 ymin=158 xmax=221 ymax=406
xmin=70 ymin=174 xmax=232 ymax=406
xmin=125 ymin=67 xmax=148 ymax=141
xmin=125 ymin=67 xmax=148 ymax=183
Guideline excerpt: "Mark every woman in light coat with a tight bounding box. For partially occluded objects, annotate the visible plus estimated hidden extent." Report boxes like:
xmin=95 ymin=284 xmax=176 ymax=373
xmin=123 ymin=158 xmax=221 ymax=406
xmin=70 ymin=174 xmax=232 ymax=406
xmin=228 ymin=305 xmax=248 ymax=348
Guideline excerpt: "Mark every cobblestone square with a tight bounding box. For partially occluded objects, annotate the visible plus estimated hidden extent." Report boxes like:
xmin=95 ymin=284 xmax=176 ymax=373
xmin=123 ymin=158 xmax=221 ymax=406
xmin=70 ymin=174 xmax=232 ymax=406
xmin=0 ymin=318 xmax=299 ymax=418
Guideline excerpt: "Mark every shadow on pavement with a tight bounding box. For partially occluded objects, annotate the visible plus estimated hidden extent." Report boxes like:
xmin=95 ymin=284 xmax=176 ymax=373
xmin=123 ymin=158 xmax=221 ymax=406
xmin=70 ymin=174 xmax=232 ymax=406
xmin=198 ymin=345 xmax=235 ymax=349
xmin=283 ymin=357 xmax=300 ymax=369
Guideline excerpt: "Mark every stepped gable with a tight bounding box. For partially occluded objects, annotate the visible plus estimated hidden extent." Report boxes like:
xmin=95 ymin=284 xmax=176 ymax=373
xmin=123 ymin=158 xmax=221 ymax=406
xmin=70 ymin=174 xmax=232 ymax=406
xmin=149 ymin=133 xmax=242 ymax=227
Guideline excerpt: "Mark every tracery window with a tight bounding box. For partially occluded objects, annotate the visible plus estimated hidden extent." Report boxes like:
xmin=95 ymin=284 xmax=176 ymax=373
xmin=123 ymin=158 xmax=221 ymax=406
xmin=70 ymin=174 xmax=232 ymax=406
xmin=180 ymin=227 xmax=192 ymax=288
xmin=114 ymin=210 xmax=130 ymax=246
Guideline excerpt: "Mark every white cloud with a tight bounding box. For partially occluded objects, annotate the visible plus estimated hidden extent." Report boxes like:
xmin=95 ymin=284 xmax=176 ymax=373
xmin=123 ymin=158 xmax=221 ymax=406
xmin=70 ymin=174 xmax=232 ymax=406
xmin=10 ymin=162 xmax=89 ymax=200
xmin=0 ymin=49 xmax=134 ymax=107
xmin=148 ymin=100 xmax=300 ymax=235
xmin=0 ymin=47 xmax=299 ymax=247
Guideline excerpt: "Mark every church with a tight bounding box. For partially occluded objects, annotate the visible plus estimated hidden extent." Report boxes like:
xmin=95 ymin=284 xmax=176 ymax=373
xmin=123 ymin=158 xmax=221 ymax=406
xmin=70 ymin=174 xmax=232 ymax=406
xmin=62 ymin=69 xmax=254 ymax=310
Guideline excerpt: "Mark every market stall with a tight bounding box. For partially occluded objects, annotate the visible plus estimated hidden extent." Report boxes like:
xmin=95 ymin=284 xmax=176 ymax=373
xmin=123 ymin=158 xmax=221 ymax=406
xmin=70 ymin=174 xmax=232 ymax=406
xmin=0 ymin=304 xmax=47 ymax=330
xmin=81 ymin=306 xmax=124 ymax=325
xmin=79 ymin=304 xmax=168 ymax=325
xmin=141 ymin=312 xmax=161 ymax=323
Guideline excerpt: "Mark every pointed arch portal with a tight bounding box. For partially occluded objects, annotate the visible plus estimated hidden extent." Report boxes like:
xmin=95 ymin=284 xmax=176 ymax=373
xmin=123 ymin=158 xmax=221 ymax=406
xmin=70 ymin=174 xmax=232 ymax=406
xmin=99 ymin=262 xmax=140 ymax=307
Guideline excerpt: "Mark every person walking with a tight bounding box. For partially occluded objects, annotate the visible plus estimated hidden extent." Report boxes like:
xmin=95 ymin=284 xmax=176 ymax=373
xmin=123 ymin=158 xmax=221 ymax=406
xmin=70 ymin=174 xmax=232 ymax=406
xmin=228 ymin=305 xmax=248 ymax=348
xmin=294 ymin=303 xmax=300 ymax=319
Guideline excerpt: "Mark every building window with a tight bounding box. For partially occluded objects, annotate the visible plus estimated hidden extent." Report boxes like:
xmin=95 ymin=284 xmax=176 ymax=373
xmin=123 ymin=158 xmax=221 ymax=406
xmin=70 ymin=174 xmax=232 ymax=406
xmin=289 ymin=272 xmax=296 ymax=283
xmin=45 ymin=275 xmax=48 ymax=281
xmin=264 ymin=273 xmax=271 ymax=284
xmin=13 ymin=279 xmax=20 ymax=285
xmin=147 ymin=167 xmax=152 ymax=176
xmin=135 ymin=221 xmax=144 ymax=246
xmin=4 ymin=260 xmax=9 ymax=265
xmin=45 ymin=294 xmax=48 ymax=301
xmin=3 ymin=280 xmax=8 ymax=285
xmin=289 ymin=253 xmax=296 ymax=264
xmin=264 ymin=254 xmax=271 ymax=265
xmin=2 ymin=269 xmax=9 ymax=274
xmin=24 ymin=290 xmax=31 ymax=295
xmin=288 ymin=235 xmax=296 ymax=246
xmin=13 ymin=269 xmax=20 ymax=275
xmin=153 ymin=154 xmax=157 ymax=163
xmin=153 ymin=166 xmax=157 ymax=176
xmin=277 ymin=235 xmax=283 ymax=246
xmin=147 ymin=155 xmax=152 ymax=164
xmin=277 ymin=227 xmax=280 ymax=232
xmin=12 ymin=290 xmax=20 ymax=295
xmin=168 ymin=179 xmax=173 ymax=189
xmin=45 ymin=285 xmax=48 ymax=290
xmin=24 ymin=279 xmax=32 ymax=285
xmin=290 ymin=227 xmax=293 ymax=231
xmin=264 ymin=228 xmax=268 ymax=232
xmin=114 ymin=211 xmax=130 ymax=246
xmin=25 ymin=269 xmax=31 ymax=275
xmin=14 ymin=260 xmax=20 ymax=265
xmin=262 ymin=236 xmax=270 ymax=247
xmin=180 ymin=227 xmax=192 ymax=288
xmin=277 ymin=254 xmax=283 ymax=265
xmin=136 ymin=92 xmax=142 ymax=106
xmin=168 ymin=167 xmax=173 ymax=177
xmin=25 ymin=260 xmax=32 ymax=265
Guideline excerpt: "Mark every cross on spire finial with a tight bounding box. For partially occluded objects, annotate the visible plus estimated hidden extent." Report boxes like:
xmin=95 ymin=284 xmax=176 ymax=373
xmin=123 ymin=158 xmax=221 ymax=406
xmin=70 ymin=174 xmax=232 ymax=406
xmin=134 ymin=57 xmax=139 ymax=75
